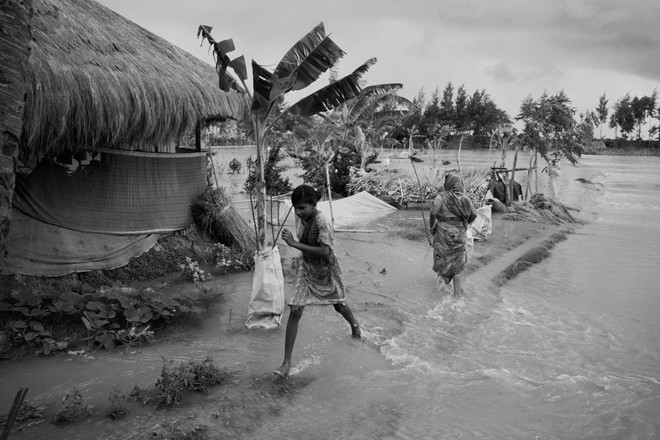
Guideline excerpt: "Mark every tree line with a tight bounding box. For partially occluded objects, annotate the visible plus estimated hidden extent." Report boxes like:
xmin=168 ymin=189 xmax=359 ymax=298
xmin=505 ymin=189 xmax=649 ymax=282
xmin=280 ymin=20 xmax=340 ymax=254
xmin=586 ymin=92 xmax=658 ymax=141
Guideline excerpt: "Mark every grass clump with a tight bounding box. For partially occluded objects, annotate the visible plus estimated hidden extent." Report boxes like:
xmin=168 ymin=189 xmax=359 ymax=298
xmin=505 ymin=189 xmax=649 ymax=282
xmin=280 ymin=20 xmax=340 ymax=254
xmin=107 ymin=387 xmax=128 ymax=420
xmin=53 ymin=387 xmax=93 ymax=424
xmin=155 ymin=357 xmax=232 ymax=409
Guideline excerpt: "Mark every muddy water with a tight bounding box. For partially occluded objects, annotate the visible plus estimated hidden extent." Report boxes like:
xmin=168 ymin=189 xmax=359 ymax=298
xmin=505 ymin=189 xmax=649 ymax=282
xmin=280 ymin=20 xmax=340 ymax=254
xmin=2 ymin=152 xmax=660 ymax=439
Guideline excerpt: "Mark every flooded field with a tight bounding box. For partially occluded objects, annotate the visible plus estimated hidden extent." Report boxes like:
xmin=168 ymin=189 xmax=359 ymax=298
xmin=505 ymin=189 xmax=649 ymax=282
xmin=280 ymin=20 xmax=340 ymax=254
xmin=2 ymin=151 xmax=659 ymax=439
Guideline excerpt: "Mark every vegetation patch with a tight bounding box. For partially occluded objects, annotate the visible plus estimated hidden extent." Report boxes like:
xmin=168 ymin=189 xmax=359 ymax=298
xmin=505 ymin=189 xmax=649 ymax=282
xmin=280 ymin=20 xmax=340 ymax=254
xmin=348 ymin=166 xmax=490 ymax=208
xmin=155 ymin=357 xmax=233 ymax=409
xmin=495 ymin=229 xmax=572 ymax=286
xmin=53 ymin=387 xmax=94 ymax=425
xmin=0 ymin=283 xmax=217 ymax=357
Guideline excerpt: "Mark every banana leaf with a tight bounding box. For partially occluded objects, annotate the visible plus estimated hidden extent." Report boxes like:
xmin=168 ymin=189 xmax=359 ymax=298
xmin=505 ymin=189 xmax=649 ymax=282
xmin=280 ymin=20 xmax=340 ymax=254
xmin=287 ymin=58 xmax=377 ymax=117
xmin=231 ymin=55 xmax=248 ymax=81
xmin=197 ymin=25 xmax=214 ymax=43
xmin=273 ymin=22 xmax=345 ymax=91
xmin=251 ymin=61 xmax=275 ymax=112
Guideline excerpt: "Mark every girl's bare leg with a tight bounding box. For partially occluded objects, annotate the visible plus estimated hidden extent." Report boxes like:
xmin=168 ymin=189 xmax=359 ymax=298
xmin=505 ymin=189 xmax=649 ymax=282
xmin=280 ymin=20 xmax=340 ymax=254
xmin=274 ymin=306 xmax=304 ymax=377
xmin=333 ymin=303 xmax=361 ymax=339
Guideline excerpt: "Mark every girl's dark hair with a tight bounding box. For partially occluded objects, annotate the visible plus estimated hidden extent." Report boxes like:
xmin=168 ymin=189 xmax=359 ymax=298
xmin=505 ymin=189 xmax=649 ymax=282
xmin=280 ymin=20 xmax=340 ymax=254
xmin=291 ymin=184 xmax=321 ymax=206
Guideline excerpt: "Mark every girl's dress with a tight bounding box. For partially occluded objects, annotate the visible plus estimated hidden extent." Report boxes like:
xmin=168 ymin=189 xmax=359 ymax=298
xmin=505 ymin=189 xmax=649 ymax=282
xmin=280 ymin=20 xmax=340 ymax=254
xmin=288 ymin=210 xmax=347 ymax=306
xmin=431 ymin=176 xmax=476 ymax=284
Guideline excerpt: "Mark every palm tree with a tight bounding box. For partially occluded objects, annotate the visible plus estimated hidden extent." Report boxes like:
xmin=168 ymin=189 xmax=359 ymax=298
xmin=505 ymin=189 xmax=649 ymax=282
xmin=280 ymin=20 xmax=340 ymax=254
xmin=0 ymin=0 xmax=32 ymax=257
xmin=199 ymin=22 xmax=377 ymax=249
xmin=320 ymin=84 xmax=413 ymax=171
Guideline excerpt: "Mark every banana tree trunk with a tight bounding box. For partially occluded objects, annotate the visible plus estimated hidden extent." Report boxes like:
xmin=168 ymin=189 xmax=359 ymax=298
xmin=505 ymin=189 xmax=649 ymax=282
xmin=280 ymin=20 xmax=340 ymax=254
xmin=254 ymin=121 xmax=268 ymax=250
xmin=0 ymin=0 xmax=32 ymax=258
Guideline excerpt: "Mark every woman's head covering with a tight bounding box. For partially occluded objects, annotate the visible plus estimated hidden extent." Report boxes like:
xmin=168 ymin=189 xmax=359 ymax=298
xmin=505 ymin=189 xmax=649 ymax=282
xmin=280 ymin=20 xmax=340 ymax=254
xmin=291 ymin=184 xmax=321 ymax=206
xmin=444 ymin=174 xmax=464 ymax=195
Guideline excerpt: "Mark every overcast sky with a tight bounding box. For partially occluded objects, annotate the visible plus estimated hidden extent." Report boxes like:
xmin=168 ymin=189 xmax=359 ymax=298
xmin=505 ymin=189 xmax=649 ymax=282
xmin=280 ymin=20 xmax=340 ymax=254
xmin=98 ymin=0 xmax=659 ymax=123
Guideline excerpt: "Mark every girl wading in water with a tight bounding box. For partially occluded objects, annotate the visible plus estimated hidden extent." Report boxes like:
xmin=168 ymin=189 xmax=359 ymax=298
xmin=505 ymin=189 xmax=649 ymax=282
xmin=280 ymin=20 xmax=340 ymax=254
xmin=274 ymin=185 xmax=361 ymax=378
xmin=429 ymin=174 xmax=477 ymax=297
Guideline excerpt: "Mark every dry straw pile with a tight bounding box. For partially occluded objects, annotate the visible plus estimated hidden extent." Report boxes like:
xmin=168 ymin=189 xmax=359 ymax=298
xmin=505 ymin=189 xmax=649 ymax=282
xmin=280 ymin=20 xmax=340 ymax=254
xmin=504 ymin=194 xmax=580 ymax=225
xmin=191 ymin=188 xmax=257 ymax=253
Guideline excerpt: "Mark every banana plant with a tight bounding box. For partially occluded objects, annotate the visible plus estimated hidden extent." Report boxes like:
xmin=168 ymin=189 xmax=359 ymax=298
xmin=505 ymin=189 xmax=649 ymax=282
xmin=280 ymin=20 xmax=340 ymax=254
xmin=198 ymin=22 xmax=377 ymax=249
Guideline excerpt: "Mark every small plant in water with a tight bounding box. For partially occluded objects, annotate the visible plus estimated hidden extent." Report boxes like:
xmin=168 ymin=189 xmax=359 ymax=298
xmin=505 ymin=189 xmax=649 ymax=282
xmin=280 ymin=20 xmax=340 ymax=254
xmin=53 ymin=387 xmax=93 ymax=424
xmin=127 ymin=384 xmax=151 ymax=405
xmin=107 ymin=386 xmax=128 ymax=420
xmin=155 ymin=357 xmax=232 ymax=409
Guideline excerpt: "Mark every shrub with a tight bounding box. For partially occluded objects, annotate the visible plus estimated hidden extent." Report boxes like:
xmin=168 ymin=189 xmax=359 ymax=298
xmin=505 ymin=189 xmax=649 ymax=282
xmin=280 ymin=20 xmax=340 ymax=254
xmin=244 ymin=144 xmax=292 ymax=196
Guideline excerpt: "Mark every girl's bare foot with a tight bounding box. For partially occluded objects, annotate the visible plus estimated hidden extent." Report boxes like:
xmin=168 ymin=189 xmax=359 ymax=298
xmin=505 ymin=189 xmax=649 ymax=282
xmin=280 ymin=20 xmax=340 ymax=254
xmin=273 ymin=362 xmax=290 ymax=378
xmin=351 ymin=321 xmax=362 ymax=339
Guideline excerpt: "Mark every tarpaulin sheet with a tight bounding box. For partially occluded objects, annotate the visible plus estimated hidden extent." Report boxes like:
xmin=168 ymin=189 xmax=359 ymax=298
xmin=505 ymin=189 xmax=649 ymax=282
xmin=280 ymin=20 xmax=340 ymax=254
xmin=2 ymin=210 xmax=161 ymax=277
xmin=13 ymin=150 xmax=207 ymax=234
xmin=316 ymin=191 xmax=397 ymax=229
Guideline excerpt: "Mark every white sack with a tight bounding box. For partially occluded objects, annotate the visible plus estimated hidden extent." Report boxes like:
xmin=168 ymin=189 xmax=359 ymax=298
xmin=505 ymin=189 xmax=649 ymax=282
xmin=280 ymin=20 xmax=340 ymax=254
xmin=245 ymin=246 xmax=284 ymax=330
xmin=469 ymin=205 xmax=493 ymax=240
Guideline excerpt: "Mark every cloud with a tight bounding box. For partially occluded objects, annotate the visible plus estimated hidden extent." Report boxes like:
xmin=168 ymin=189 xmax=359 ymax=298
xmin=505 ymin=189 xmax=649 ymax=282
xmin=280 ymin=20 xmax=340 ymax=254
xmin=486 ymin=62 xmax=517 ymax=83
xmin=96 ymin=0 xmax=659 ymax=118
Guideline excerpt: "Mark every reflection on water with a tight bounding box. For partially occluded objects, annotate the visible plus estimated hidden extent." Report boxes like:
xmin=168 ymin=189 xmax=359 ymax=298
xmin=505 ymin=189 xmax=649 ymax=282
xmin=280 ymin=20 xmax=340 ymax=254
xmin=2 ymin=153 xmax=660 ymax=439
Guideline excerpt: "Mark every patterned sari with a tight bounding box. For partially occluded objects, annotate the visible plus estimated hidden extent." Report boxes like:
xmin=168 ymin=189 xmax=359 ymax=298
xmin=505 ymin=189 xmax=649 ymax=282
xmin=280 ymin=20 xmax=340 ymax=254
xmin=288 ymin=210 xmax=347 ymax=306
xmin=431 ymin=175 xmax=476 ymax=284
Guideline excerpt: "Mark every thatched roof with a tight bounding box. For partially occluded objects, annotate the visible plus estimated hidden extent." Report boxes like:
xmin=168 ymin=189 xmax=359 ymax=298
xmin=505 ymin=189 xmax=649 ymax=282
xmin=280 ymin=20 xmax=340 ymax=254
xmin=21 ymin=0 xmax=247 ymax=159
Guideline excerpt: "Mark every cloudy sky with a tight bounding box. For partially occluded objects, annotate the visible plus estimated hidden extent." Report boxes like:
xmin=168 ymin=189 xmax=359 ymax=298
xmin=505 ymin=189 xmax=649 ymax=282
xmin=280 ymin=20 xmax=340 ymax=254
xmin=98 ymin=0 xmax=659 ymax=123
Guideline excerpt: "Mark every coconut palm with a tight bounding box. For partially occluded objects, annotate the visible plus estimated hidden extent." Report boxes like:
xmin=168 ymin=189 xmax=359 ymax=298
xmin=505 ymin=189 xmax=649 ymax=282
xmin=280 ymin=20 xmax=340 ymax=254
xmin=199 ymin=22 xmax=378 ymax=249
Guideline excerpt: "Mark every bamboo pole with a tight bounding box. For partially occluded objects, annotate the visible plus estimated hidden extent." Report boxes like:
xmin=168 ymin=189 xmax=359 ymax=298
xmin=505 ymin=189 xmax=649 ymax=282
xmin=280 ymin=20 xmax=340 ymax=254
xmin=456 ymin=134 xmax=466 ymax=195
xmin=409 ymin=157 xmax=433 ymax=246
xmin=534 ymin=151 xmax=539 ymax=194
xmin=508 ymin=141 xmax=521 ymax=206
xmin=324 ymin=162 xmax=335 ymax=230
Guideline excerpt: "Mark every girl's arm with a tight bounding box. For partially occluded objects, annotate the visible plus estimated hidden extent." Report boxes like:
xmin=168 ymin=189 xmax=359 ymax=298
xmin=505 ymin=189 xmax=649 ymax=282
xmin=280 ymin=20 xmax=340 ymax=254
xmin=281 ymin=228 xmax=330 ymax=258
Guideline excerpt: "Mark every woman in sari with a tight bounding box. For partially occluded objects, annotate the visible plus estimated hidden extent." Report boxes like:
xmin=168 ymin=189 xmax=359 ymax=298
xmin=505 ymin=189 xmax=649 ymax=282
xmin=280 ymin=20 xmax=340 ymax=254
xmin=429 ymin=174 xmax=477 ymax=296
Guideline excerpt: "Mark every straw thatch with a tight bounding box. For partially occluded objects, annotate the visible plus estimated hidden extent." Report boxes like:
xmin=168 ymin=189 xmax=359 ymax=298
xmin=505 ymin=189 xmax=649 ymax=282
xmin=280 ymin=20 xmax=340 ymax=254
xmin=21 ymin=0 xmax=247 ymax=161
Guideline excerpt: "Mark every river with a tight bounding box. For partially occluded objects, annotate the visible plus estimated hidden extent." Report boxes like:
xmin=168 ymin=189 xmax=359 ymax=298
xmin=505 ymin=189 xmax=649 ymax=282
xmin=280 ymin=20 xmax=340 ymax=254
xmin=1 ymin=152 xmax=659 ymax=439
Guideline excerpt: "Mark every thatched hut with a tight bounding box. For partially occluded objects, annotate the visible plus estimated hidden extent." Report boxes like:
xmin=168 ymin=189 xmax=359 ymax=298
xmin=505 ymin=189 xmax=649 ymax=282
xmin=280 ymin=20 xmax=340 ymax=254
xmin=0 ymin=0 xmax=247 ymax=276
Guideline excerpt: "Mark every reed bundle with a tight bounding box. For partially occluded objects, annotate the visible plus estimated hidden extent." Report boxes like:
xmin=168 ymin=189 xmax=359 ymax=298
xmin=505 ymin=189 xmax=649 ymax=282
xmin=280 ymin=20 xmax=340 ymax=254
xmin=191 ymin=188 xmax=257 ymax=253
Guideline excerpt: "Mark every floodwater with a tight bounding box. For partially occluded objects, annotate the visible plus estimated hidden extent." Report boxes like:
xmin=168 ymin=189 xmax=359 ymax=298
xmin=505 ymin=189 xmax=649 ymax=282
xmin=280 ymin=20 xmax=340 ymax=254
xmin=1 ymin=151 xmax=660 ymax=439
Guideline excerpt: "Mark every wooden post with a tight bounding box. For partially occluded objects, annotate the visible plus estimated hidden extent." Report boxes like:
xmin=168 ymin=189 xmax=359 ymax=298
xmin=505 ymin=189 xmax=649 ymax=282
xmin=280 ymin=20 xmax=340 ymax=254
xmin=534 ymin=151 xmax=539 ymax=194
xmin=1 ymin=388 xmax=28 ymax=440
xmin=195 ymin=121 xmax=202 ymax=152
